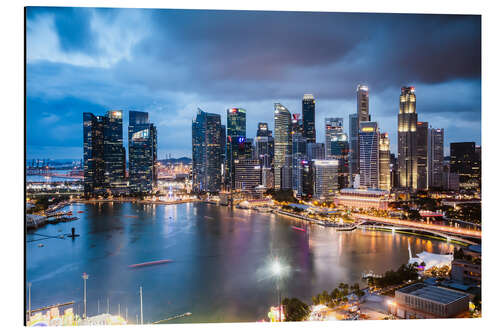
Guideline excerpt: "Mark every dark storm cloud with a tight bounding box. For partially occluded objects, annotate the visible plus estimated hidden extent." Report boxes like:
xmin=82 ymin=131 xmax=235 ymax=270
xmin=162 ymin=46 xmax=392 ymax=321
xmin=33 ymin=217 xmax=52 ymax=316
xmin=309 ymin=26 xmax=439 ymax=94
xmin=26 ymin=7 xmax=481 ymax=159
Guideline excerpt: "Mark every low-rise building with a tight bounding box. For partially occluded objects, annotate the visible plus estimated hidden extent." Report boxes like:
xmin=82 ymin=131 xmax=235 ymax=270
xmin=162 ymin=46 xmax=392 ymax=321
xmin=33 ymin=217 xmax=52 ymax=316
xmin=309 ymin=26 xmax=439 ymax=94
xmin=391 ymin=283 xmax=470 ymax=319
xmin=334 ymin=188 xmax=390 ymax=210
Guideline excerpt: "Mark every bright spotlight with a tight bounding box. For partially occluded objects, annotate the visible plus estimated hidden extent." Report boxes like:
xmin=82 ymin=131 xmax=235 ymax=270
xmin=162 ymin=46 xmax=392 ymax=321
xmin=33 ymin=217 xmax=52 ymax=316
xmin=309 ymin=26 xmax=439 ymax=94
xmin=272 ymin=261 xmax=282 ymax=276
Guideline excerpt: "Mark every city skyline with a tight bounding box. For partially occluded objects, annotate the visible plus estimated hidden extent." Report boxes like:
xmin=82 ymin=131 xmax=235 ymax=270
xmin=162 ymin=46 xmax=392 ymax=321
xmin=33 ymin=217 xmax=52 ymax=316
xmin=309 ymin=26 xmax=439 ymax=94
xmin=26 ymin=8 xmax=481 ymax=160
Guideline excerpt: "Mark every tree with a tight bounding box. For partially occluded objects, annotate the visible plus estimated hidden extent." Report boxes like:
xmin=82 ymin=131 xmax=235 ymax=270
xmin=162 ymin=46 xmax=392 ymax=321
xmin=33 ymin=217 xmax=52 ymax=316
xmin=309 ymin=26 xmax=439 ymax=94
xmin=282 ymin=298 xmax=311 ymax=322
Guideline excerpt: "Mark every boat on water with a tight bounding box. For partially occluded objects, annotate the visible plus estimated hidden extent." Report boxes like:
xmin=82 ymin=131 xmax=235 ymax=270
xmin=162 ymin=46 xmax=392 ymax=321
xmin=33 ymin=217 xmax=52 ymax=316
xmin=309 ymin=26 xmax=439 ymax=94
xmin=128 ymin=259 xmax=173 ymax=268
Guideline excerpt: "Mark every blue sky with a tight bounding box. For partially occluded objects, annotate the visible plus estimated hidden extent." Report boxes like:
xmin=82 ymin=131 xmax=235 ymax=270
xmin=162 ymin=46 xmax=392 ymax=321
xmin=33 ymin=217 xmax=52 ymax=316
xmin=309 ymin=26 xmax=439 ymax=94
xmin=26 ymin=7 xmax=481 ymax=160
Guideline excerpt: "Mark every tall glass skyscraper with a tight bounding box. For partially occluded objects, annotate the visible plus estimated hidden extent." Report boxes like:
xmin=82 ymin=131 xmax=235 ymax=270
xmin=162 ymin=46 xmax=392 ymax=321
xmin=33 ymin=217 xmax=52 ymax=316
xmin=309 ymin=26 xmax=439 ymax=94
xmin=428 ymin=127 xmax=444 ymax=188
xmin=312 ymin=160 xmax=339 ymax=199
xmin=450 ymin=142 xmax=481 ymax=190
xmin=379 ymin=132 xmax=391 ymax=191
xmin=83 ymin=110 xmax=126 ymax=196
xmin=359 ymin=121 xmax=379 ymax=189
xmin=255 ymin=122 xmax=274 ymax=168
xmin=292 ymin=133 xmax=307 ymax=195
xmin=398 ymin=86 xmax=418 ymax=190
xmin=349 ymin=113 xmax=359 ymax=186
xmin=274 ymin=103 xmax=292 ymax=189
xmin=330 ymin=132 xmax=349 ymax=189
xmin=416 ymin=121 xmax=428 ymax=190
xmin=128 ymin=111 xmax=157 ymax=194
xmin=357 ymin=84 xmax=370 ymax=122
xmin=226 ymin=108 xmax=247 ymax=189
xmin=192 ymin=108 xmax=223 ymax=193
xmin=325 ymin=117 xmax=344 ymax=159
xmin=302 ymin=94 xmax=316 ymax=143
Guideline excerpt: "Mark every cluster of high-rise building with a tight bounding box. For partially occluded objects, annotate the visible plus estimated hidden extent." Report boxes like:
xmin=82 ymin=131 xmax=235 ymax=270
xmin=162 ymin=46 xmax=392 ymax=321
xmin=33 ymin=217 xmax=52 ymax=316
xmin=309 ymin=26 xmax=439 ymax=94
xmin=83 ymin=110 xmax=157 ymax=197
xmin=190 ymin=84 xmax=481 ymax=199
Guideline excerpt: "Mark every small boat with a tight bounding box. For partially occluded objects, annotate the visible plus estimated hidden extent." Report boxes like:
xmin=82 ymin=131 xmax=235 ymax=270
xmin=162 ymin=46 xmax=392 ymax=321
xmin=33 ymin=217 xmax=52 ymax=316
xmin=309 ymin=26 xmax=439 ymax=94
xmin=291 ymin=226 xmax=306 ymax=232
xmin=128 ymin=259 xmax=173 ymax=268
xmin=37 ymin=244 xmax=44 ymax=248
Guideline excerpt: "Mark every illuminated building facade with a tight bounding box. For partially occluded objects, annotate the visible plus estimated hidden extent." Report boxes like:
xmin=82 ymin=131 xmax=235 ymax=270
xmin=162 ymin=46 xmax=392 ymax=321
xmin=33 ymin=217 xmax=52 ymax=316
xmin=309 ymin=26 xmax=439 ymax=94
xmin=416 ymin=121 xmax=428 ymax=190
xmin=379 ymin=132 xmax=391 ymax=191
xmin=292 ymin=133 xmax=307 ymax=195
xmin=234 ymin=159 xmax=261 ymax=191
xmin=359 ymin=121 xmax=379 ymax=189
xmin=312 ymin=159 xmax=339 ymax=199
xmin=103 ymin=110 xmax=126 ymax=189
xmin=398 ymin=86 xmax=418 ymax=190
xmin=334 ymin=188 xmax=390 ymax=210
xmin=349 ymin=113 xmax=359 ymax=186
xmin=192 ymin=108 xmax=223 ymax=193
xmin=325 ymin=117 xmax=344 ymax=158
xmin=274 ymin=103 xmax=292 ymax=189
xmin=226 ymin=108 xmax=247 ymax=189
xmin=450 ymin=142 xmax=481 ymax=190
xmin=357 ymin=84 xmax=370 ymax=123
xmin=302 ymin=94 xmax=316 ymax=143
xmin=330 ymin=132 xmax=349 ymax=189
xmin=255 ymin=122 xmax=274 ymax=169
xmin=83 ymin=112 xmax=105 ymax=195
xmin=128 ymin=111 xmax=157 ymax=194
xmin=428 ymin=127 xmax=444 ymax=188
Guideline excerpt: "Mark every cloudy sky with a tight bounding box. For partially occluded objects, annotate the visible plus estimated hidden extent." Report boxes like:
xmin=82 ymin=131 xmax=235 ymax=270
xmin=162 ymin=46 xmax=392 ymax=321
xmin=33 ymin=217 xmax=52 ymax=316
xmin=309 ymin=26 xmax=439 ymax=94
xmin=26 ymin=7 xmax=481 ymax=160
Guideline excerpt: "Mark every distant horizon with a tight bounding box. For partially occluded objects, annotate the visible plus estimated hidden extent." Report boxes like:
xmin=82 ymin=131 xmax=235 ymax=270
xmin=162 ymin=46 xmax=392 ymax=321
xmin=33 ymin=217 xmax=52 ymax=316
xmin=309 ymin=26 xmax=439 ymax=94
xmin=26 ymin=8 xmax=481 ymax=160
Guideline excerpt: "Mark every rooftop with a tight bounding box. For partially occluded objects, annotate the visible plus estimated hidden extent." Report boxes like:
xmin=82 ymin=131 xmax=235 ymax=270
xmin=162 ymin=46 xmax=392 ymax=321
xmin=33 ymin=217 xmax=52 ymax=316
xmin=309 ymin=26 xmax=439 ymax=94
xmin=397 ymin=283 xmax=468 ymax=305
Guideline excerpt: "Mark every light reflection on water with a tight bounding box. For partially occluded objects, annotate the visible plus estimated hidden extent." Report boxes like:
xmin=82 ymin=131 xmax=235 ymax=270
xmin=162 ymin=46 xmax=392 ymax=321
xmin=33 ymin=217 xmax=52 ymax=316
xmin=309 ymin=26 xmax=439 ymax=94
xmin=26 ymin=202 xmax=456 ymax=324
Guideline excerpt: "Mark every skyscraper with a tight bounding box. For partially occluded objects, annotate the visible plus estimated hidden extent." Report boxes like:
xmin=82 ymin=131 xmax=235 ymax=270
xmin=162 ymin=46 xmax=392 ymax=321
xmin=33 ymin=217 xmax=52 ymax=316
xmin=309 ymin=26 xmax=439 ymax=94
xmin=379 ymin=133 xmax=391 ymax=191
xmin=349 ymin=113 xmax=359 ymax=186
xmin=416 ymin=121 xmax=428 ymax=190
xmin=359 ymin=121 xmax=379 ymax=189
xmin=226 ymin=108 xmax=247 ymax=189
xmin=398 ymin=86 xmax=418 ymax=190
xmin=292 ymin=133 xmax=307 ymax=195
xmin=128 ymin=111 xmax=157 ymax=194
xmin=307 ymin=142 xmax=325 ymax=160
xmin=192 ymin=108 xmax=223 ymax=193
xmin=357 ymin=84 xmax=370 ymax=123
xmin=330 ymin=132 xmax=349 ymax=189
xmin=450 ymin=142 xmax=481 ymax=190
xmin=255 ymin=122 xmax=274 ymax=168
xmin=291 ymin=113 xmax=303 ymax=135
xmin=83 ymin=110 xmax=126 ymax=196
xmin=325 ymin=117 xmax=344 ymax=159
xmin=302 ymin=94 xmax=316 ymax=143
xmin=428 ymin=127 xmax=444 ymax=189
xmin=274 ymin=103 xmax=292 ymax=189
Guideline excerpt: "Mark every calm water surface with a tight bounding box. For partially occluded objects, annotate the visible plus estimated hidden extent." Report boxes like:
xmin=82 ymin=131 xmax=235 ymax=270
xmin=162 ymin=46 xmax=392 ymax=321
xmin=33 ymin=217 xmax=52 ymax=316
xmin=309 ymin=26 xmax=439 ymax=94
xmin=26 ymin=202 xmax=456 ymax=323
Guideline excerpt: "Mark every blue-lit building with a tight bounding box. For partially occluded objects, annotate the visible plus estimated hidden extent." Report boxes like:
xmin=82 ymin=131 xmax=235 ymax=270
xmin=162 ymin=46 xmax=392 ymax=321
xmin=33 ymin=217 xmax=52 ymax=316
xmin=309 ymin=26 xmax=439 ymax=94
xmin=83 ymin=112 xmax=105 ymax=196
xmin=359 ymin=121 xmax=379 ymax=189
xmin=192 ymin=108 xmax=223 ymax=193
xmin=226 ymin=108 xmax=247 ymax=190
xmin=128 ymin=111 xmax=157 ymax=194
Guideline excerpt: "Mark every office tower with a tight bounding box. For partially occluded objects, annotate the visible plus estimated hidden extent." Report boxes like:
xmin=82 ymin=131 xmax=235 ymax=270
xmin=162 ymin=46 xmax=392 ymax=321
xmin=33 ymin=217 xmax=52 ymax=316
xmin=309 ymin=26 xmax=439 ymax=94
xmin=428 ymin=128 xmax=444 ymax=189
xmin=192 ymin=108 xmax=223 ymax=193
xmin=313 ymin=160 xmax=339 ymax=199
xmin=255 ymin=123 xmax=274 ymax=169
xmin=442 ymin=164 xmax=460 ymax=191
xmin=234 ymin=159 xmax=261 ymax=191
xmin=330 ymin=132 xmax=349 ymax=189
xmin=357 ymin=84 xmax=370 ymax=122
xmin=450 ymin=142 xmax=481 ymax=190
xmin=301 ymin=160 xmax=314 ymax=200
xmin=416 ymin=121 xmax=428 ymax=190
xmin=83 ymin=112 xmax=105 ymax=196
xmin=291 ymin=113 xmax=303 ymax=135
xmin=307 ymin=142 xmax=325 ymax=160
xmin=226 ymin=108 xmax=247 ymax=189
xmin=349 ymin=113 xmax=359 ymax=186
xmin=128 ymin=111 xmax=158 ymax=194
xmin=325 ymin=117 xmax=344 ymax=158
xmin=302 ymin=94 xmax=316 ymax=143
xmin=274 ymin=103 xmax=292 ymax=189
xmin=292 ymin=133 xmax=307 ymax=195
xmin=390 ymin=153 xmax=398 ymax=189
xmin=379 ymin=133 xmax=391 ymax=191
xmin=220 ymin=124 xmax=226 ymax=181
xmin=398 ymin=86 xmax=418 ymax=190
xmin=103 ymin=110 xmax=126 ymax=188
xmin=359 ymin=121 xmax=379 ymax=189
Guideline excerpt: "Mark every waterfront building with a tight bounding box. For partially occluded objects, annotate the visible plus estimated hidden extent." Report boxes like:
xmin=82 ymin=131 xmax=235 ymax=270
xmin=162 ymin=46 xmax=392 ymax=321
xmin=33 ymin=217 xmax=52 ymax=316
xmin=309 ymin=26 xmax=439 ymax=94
xmin=128 ymin=111 xmax=158 ymax=194
xmin=312 ymin=159 xmax=339 ymax=199
xmin=349 ymin=113 xmax=359 ymax=186
xmin=306 ymin=142 xmax=325 ymax=160
xmin=302 ymin=94 xmax=316 ymax=143
xmin=416 ymin=121 xmax=428 ymax=190
xmin=192 ymin=108 xmax=223 ymax=193
xmin=428 ymin=127 xmax=444 ymax=189
xmin=83 ymin=111 xmax=126 ymax=196
xmin=226 ymin=108 xmax=247 ymax=189
xmin=330 ymin=132 xmax=349 ymax=189
xmin=334 ymin=188 xmax=390 ymax=210
xmin=234 ymin=159 xmax=261 ymax=191
xmin=359 ymin=121 xmax=379 ymax=189
xmin=379 ymin=133 xmax=391 ymax=191
xmin=292 ymin=133 xmax=307 ymax=195
xmin=274 ymin=103 xmax=292 ymax=189
xmin=398 ymin=86 xmax=418 ymax=190
xmin=392 ymin=284 xmax=470 ymax=319
xmin=450 ymin=142 xmax=481 ymax=190
xmin=325 ymin=117 xmax=344 ymax=158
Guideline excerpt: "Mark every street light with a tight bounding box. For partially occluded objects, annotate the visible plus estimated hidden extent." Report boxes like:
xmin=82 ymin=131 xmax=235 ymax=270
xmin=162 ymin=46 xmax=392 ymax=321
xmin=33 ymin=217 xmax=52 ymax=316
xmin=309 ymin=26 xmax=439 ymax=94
xmin=82 ymin=272 xmax=89 ymax=319
xmin=271 ymin=260 xmax=282 ymax=322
